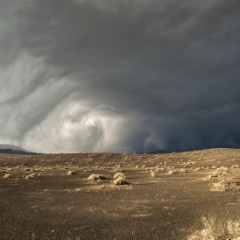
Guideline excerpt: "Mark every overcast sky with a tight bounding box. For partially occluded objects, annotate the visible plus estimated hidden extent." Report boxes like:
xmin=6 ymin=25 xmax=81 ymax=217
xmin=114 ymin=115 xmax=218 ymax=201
xmin=1 ymin=0 xmax=240 ymax=153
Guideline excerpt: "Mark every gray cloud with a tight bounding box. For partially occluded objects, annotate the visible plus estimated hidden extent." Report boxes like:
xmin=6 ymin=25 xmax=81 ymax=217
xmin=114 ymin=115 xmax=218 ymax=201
xmin=1 ymin=0 xmax=240 ymax=153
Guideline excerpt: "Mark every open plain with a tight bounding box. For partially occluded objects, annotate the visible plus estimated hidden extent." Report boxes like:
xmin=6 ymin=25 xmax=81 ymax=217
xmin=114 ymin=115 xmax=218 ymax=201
xmin=1 ymin=148 xmax=240 ymax=239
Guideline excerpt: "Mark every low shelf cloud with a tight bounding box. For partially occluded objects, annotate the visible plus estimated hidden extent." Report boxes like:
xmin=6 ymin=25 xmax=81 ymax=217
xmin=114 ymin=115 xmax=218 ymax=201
xmin=1 ymin=0 xmax=240 ymax=153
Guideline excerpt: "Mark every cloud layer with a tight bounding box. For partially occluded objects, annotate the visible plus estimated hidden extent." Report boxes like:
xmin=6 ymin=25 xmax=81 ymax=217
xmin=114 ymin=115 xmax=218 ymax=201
xmin=1 ymin=0 xmax=240 ymax=153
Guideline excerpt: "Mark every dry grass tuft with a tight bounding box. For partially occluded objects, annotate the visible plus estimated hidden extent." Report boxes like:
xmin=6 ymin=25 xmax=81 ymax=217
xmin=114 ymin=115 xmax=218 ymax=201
xmin=113 ymin=172 xmax=126 ymax=179
xmin=215 ymin=166 xmax=228 ymax=176
xmin=208 ymin=173 xmax=219 ymax=179
xmin=25 ymin=173 xmax=39 ymax=180
xmin=155 ymin=167 xmax=165 ymax=172
xmin=210 ymin=181 xmax=226 ymax=192
xmin=168 ymin=169 xmax=178 ymax=174
xmin=87 ymin=174 xmax=105 ymax=181
xmin=210 ymin=172 xmax=239 ymax=192
xmin=113 ymin=172 xmax=128 ymax=185
xmin=150 ymin=171 xmax=156 ymax=178
xmin=193 ymin=167 xmax=201 ymax=171
xmin=113 ymin=177 xmax=129 ymax=185
xmin=67 ymin=170 xmax=76 ymax=175
xmin=179 ymin=168 xmax=187 ymax=173
xmin=3 ymin=173 xmax=11 ymax=178
xmin=188 ymin=215 xmax=240 ymax=240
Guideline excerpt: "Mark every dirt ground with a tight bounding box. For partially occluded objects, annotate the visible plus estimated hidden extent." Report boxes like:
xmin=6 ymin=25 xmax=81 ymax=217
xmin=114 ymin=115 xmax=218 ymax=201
xmin=1 ymin=148 xmax=240 ymax=240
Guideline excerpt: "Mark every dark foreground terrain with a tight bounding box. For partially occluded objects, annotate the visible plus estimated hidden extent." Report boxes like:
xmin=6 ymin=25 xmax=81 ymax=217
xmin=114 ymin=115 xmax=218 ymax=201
xmin=1 ymin=148 xmax=240 ymax=239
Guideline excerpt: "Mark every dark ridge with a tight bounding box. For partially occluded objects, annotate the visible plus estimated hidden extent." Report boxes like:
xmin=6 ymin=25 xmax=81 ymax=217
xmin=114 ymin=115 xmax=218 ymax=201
xmin=0 ymin=148 xmax=39 ymax=155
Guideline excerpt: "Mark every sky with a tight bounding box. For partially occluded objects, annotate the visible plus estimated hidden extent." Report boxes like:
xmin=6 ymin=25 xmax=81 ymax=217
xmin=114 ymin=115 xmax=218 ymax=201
xmin=1 ymin=0 xmax=240 ymax=153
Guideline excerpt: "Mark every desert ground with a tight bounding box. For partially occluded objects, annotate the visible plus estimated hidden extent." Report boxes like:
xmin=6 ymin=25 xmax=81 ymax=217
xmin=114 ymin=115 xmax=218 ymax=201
xmin=1 ymin=148 xmax=240 ymax=240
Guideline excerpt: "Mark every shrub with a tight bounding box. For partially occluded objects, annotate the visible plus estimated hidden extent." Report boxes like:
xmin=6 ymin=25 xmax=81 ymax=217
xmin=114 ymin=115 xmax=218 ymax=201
xmin=188 ymin=215 xmax=240 ymax=240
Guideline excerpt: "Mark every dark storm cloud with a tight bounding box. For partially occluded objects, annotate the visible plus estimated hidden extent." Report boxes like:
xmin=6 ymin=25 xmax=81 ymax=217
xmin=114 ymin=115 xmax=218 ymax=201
xmin=1 ymin=0 xmax=240 ymax=152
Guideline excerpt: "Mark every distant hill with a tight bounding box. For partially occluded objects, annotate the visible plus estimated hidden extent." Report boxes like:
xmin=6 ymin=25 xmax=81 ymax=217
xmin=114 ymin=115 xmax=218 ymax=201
xmin=0 ymin=144 xmax=38 ymax=155
xmin=146 ymin=144 xmax=240 ymax=154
